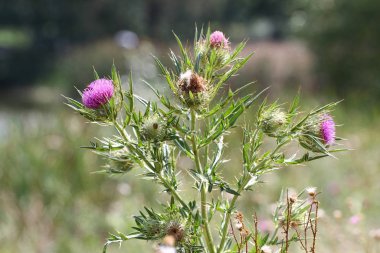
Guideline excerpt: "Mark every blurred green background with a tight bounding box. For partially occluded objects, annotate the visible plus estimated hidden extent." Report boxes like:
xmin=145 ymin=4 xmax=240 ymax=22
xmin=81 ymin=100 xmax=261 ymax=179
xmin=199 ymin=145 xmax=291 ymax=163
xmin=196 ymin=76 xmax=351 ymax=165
xmin=1 ymin=0 xmax=380 ymax=252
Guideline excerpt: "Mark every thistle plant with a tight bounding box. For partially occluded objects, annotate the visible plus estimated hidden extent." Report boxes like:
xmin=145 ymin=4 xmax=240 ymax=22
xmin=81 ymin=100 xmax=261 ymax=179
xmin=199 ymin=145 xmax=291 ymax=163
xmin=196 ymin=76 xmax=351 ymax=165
xmin=64 ymin=28 xmax=344 ymax=253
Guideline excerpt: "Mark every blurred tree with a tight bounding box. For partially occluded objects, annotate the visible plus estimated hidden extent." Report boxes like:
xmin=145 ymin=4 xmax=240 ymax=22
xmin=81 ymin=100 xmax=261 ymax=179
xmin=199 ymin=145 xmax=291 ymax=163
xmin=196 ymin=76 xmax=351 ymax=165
xmin=300 ymin=0 xmax=380 ymax=101
xmin=0 ymin=0 xmax=145 ymax=86
xmin=0 ymin=0 xmax=297 ymax=88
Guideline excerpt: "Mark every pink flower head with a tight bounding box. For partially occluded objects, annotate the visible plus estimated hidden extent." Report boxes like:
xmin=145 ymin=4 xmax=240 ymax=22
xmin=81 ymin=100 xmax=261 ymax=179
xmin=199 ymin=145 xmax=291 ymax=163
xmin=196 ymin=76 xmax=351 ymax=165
xmin=210 ymin=31 xmax=229 ymax=49
xmin=82 ymin=78 xmax=114 ymax=109
xmin=320 ymin=114 xmax=336 ymax=145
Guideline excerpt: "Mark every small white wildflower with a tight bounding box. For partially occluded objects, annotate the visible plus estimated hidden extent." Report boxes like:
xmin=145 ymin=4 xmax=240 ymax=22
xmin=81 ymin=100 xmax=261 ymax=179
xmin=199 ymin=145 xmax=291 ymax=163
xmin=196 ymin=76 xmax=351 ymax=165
xmin=155 ymin=245 xmax=176 ymax=253
xmin=261 ymin=245 xmax=272 ymax=253
xmin=234 ymin=221 xmax=243 ymax=230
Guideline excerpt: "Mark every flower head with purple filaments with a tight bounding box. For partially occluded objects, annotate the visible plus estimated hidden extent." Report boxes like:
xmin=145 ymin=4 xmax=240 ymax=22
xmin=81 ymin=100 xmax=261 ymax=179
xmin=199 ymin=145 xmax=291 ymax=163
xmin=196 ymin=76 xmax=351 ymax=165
xmin=210 ymin=31 xmax=229 ymax=49
xmin=320 ymin=114 xmax=335 ymax=145
xmin=82 ymin=78 xmax=114 ymax=109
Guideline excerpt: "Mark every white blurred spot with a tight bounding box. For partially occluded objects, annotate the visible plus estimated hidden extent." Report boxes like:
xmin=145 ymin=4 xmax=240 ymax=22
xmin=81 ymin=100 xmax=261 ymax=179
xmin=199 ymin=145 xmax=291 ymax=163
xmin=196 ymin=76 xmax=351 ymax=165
xmin=115 ymin=30 xmax=139 ymax=49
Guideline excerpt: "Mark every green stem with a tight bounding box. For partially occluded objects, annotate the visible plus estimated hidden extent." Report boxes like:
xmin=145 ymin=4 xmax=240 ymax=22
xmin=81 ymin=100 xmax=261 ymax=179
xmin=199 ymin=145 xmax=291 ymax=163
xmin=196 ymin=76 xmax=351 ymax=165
xmin=190 ymin=109 xmax=215 ymax=253
xmin=217 ymin=174 xmax=252 ymax=253
xmin=217 ymin=195 xmax=238 ymax=253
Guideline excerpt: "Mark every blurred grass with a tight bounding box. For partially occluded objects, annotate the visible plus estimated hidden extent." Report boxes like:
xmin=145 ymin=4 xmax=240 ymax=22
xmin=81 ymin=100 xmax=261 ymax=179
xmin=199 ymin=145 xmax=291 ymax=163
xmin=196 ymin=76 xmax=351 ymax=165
xmin=0 ymin=110 xmax=162 ymax=253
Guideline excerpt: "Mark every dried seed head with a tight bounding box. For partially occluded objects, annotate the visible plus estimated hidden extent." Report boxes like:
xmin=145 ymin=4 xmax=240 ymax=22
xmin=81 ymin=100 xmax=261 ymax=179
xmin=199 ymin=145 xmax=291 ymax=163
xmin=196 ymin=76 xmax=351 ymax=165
xmin=235 ymin=212 xmax=244 ymax=224
xmin=306 ymin=187 xmax=317 ymax=197
xmin=290 ymin=220 xmax=299 ymax=229
xmin=178 ymin=70 xmax=207 ymax=94
xmin=166 ymin=221 xmax=185 ymax=242
xmin=234 ymin=212 xmax=249 ymax=235
xmin=177 ymin=70 xmax=209 ymax=107
xmin=288 ymin=195 xmax=297 ymax=204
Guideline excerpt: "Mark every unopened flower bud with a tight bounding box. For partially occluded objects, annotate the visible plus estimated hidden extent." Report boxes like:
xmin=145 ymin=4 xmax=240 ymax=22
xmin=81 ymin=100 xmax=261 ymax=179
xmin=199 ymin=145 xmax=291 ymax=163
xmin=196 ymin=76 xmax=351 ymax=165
xmin=141 ymin=115 xmax=168 ymax=141
xmin=108 ymin=148 xmax=134 ymax=173
xmin=260 ymin=109 xmax=287 ymax=136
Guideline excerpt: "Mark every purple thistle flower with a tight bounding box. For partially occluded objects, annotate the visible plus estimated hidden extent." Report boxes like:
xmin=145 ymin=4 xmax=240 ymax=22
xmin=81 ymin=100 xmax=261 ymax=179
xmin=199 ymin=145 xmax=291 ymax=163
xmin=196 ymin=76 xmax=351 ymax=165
xmin=210 ymin=31 xmax=229 ymax=49
xmin=320 ymin=114 xmax=336 ymax=145
xmin=82 ymin=78 xmax=114 ymax=109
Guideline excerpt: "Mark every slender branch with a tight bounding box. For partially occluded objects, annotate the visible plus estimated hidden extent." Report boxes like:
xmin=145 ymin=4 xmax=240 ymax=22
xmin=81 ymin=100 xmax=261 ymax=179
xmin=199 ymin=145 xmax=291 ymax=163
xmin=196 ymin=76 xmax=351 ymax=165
xmin=217 ymin=195 xmax=239 ymax=253
xmin=114 ymin=121 xmax=189 ymax=211
xmin=230 ymin=219 xmax=240 ymax=253
xmin=217 ymin=172 xmax=252 ymax=253
xmin=311 ymin=201 xmax=319 ymax=253
xmin=190 ymin=109 xmax=216 ymax=253
xmin=253 ymin=212 xmax=259 ymax=253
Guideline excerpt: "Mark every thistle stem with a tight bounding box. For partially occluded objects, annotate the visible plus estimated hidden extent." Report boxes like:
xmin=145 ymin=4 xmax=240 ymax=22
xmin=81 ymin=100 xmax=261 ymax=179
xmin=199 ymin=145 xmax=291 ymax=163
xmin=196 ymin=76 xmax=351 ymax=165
xmin=217 ymin=195 xmax=238 ymax=253
xmin=190 ymin=109 xmax=216 ymax=253
xmin=217 ymin=173 xmax=253 ymax=253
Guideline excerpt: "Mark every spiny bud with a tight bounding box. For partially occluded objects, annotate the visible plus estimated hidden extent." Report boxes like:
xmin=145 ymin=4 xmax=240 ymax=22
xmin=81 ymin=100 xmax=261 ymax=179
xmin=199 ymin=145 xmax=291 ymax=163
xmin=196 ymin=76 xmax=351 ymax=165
xmin=260 ymin=109 xmax=287 ymax=136
xmin=141 ymin=115 xmax=168 ymax=141
xmin=108 ymin=148 xmax=134 ymax=173
xmin=145 ymin=220 xmax=164 ymax=238
xmin=299 ymin=113 xmax=336 ymax=152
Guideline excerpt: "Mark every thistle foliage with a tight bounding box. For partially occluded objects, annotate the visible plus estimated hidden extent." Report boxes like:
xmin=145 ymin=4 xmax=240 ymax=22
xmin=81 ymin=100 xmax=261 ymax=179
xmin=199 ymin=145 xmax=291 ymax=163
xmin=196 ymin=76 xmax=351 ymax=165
xmin=65 ymin=27 xmax=344 ymax=253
